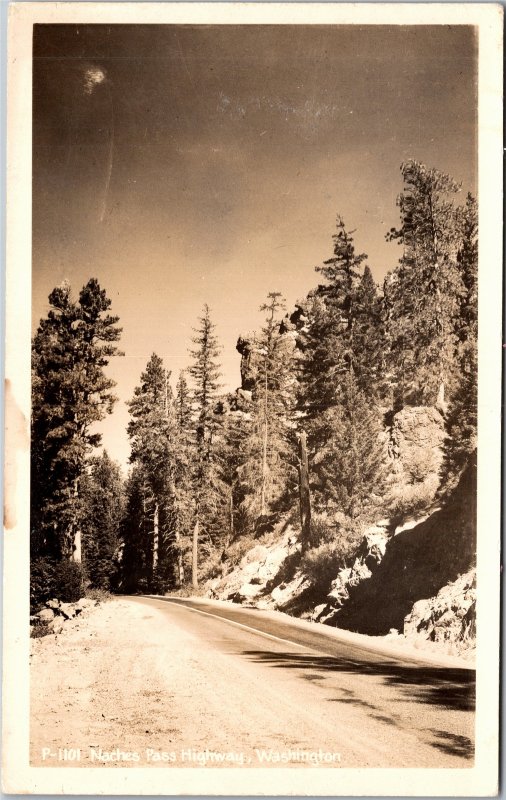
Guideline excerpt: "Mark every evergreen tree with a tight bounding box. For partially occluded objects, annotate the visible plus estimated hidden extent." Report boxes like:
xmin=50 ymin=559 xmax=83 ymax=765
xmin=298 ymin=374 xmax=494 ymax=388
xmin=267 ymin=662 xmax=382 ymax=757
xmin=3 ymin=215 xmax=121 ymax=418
xmin=441 ymin=193 xmax=478 ymax=484
xmin=189 ymin=305 xmax=222 ymax=440
xmin=172 ymin=370 xmax=196 ymax=584
xmin=188 ymin=305 xmax=225 ymax=586
xmin=238 ymin=293 xmax=296 ymax=524
xmin=175 ymin=370 xmax=193 ymax=431
xmin=31 ymin=279 xmax=122 ymax=561
xmin=386 ymin=160 xmax=465 ymax=407
xmin=352 ymin=265 xmax=388 ymax=402
xmin=456 ymin=193 xmax=478 ymax=344
xmin=119 ymin=465 xmax=153 ymax=593
xmin=81 ymin=450 xmax=124 ymax=590
xmin=311 ymin=371 xmax=387 ymax=519
xmin=126 ymin=354 xmax=178 ymax=590
xmin=299 ymin=217 xmax=366 ymax=422
xmin=298 ymin=218 xmax=386 ymax=525
xmin=217 ymin=402 xmax=251 ymax=543
xmin=441 ymin=346 xmax=477 ymax=486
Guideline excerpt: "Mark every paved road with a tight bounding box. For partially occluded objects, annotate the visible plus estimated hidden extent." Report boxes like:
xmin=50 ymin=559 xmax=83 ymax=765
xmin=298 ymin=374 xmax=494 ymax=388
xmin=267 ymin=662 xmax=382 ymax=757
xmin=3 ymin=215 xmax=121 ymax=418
xmin=132 ymin=595 xmax=475 ymax=768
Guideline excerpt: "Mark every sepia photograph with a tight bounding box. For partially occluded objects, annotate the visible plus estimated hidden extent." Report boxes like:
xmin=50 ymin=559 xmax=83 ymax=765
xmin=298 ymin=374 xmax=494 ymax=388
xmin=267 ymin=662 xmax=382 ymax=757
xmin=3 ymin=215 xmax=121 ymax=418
xmin=3 ymin=3 xmax=502 ymax=796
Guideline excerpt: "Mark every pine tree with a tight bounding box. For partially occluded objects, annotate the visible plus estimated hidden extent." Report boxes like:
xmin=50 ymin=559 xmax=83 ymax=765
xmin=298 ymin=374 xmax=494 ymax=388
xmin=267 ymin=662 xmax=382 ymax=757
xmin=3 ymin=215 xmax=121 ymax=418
xmin=189 ymin=305 xmax=222 ymax=441
xmin=238 ymin=293 xmax=296 ymax=524
xmin=456 ymin=193 xmax=478 ymax=344
xmin=127 ymin=354 xmax=178 ymax=590
xmin=188 ymin=305 xmax=224 ymax=586
xmin=216 ymin=403 xmax=251 ymax=544
xmin=172 ymin=370 xmax=196 ymax=585
xmin=386 ymin=160 xmax=465 ymax=407
xmin=441 ymin=193 xmax=478 ymax=484
xmin=81 ymin=450 xmax=124 ymax=590
xmin=312 ymin=371 xmax=387 ymax=519
xmin=175 ymin=370 xmax=193 ymax=431
xmin=352 ymin=265 xmax=388 ymax=402
xmin=298 ymin=218 xmax=387 ymax=525
xmin=31 ymin=279 xmax=122 ymax=561
xmin=299 ymin=217 xmax=366 ymax=423
xmin=119 ymin=465 xmax=153 ymax=593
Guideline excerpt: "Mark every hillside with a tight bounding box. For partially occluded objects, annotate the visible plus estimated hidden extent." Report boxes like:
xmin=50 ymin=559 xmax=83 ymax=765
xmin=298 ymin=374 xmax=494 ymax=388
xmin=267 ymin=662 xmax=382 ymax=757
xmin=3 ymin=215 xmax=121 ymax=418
xmin=206 ymin=441 xmax=476 ymax=658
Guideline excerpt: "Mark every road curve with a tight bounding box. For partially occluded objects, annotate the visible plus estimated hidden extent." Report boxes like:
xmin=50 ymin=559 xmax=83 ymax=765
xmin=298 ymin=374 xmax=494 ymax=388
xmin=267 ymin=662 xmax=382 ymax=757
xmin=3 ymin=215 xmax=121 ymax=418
xmin=131 ymin=595 xmax=475 ymax=768
xmin=30 ymin=595 xmax=475 ymax=770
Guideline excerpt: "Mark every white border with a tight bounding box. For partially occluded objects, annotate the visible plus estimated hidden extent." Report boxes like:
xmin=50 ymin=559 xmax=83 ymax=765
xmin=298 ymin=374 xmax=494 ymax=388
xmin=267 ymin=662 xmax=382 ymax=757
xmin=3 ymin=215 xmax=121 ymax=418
xmin=3 ymin=3 xmax=503 ymax=795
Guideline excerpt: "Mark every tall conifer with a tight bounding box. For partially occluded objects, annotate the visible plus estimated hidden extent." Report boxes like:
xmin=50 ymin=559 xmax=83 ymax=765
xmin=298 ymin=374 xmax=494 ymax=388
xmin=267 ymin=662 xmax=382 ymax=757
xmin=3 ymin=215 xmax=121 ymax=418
xmin=188 ymin=306 xmax=224 ymax=585
xmin=31 ymin=279 xmax=122 ymax=560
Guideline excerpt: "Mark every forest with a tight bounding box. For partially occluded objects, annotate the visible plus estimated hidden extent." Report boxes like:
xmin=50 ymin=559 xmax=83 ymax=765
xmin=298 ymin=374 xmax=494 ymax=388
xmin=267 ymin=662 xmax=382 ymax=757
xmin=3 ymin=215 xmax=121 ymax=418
xmin=30 ymin=160 xmax=477 ymax=612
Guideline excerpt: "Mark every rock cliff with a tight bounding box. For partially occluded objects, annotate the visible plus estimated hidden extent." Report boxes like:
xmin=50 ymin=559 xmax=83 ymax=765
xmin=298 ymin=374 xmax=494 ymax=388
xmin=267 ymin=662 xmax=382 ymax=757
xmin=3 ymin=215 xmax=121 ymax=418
xmin=317 ymin=453 xmax=476 ymax=635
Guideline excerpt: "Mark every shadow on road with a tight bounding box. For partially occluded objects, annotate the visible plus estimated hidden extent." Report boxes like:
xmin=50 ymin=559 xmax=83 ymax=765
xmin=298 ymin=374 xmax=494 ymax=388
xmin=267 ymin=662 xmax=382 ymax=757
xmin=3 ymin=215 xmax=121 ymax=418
xmin=240 ymin=649 xmax=475 ymax=713
xmin=429 ymin=730 xmax=474 ymax=759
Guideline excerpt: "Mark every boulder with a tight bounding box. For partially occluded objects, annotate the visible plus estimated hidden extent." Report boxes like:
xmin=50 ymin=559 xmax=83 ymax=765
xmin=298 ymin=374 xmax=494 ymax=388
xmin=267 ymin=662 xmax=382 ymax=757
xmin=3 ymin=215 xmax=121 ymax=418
xmin=37 ymin=608 xmax=55 ymax=623
xmin=242 ymin=545 xmax=269 ymax=565
xmin=46 ymin=599 xmax=61 ymax=610
xmin=389 ymin=406 xmax=445 ymax=473
xmin=403 ymin=569 xmax=476 ymax=650
xmin=311 ymin=603 xmax=328 ymax=622
xmin=59 ymin=603 xmax=77 ymax=620
xmin=228 ymin=582 xmax=261 ymax=603
xmin=74 ymin=598 xmax=95 ymax=612
xmin=320 ymin=527 xmax=389 ymax=619
xmin=52 ymin=617 xmax=65 ymax=634
xmin=270 ymin=573 xmax=310 ymax=608
xmin=404 ymin=598 xmax=433 ymax=636
xmin=324 ymin=458 xmax=476 ymax=636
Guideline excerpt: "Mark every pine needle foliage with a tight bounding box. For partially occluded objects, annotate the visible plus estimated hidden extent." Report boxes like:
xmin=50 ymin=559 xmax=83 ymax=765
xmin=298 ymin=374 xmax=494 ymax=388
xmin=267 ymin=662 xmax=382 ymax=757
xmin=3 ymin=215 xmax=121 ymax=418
xmin=238 ymin=293 xmax=297 ymax=524
xmin=81 ymin=450 xmax=124 ymax=590
xmin=31 ymin=278 xmax=122 ymax=560
xmin=385 ymin=160 xmax=465 ymax=407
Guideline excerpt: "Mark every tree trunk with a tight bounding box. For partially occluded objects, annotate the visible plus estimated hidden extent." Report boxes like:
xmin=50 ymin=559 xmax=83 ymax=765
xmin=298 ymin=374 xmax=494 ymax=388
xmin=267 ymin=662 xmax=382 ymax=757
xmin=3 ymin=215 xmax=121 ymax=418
xmin=153 ymin=502 xmax=159 ymax=573
xmin=260 ymin=365 xmax=269 ymax=518
xmin=228 ymin=490 xmax=234 ymax=547
xmin=192 ymin=515 xmax=199 ymax=589
xmin=169 ymin=472 xmax=184 ymax=587
xmin=173 ymin=527 xmax=185 ymax=587
xmin=72 ymin=529 xmax=82 ymax=563
xmin=260 ymin=418 xmax=268 ymax=517
xmin=298 ymin=431 xmax=312 ymax=552
xmin=64 ymin=476 xmax=81 ymax=561
xmin=436 ymin=380 xmax=447 ymax=415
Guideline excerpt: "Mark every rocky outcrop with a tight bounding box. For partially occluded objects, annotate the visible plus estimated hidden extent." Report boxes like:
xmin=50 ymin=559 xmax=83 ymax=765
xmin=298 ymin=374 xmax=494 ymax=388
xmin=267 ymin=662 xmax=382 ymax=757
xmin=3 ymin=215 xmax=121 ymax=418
xmin=205 ymin=389 xmax=474 ymax=656
xmin=207 ymin=531 xmax=293 ymax=603
xmin=322 ymin=454 xmax=476 ymax=635
xmin=30 ymin=597 xmax=99 ymax=637
xmin=206 ymin=526 xmax=310 ymax=610
xmin=236 ymin=336 xmax=256 ymax=392
xmin=386 ymin=406 xmax=445 ymax=526
xmin=389 ymin=406 xmax=445 ymax=478
xmin=311 ymin=522 xmax=390 ymax=623
xmin=403 ymin=570 xmax=476 ymax=654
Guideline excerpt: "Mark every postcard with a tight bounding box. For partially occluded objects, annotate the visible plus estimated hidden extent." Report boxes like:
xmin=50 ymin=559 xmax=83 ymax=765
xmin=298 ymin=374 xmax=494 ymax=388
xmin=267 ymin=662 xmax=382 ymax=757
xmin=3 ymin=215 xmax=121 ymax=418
xmin=3 ymin=2 xmax=502 ymax=795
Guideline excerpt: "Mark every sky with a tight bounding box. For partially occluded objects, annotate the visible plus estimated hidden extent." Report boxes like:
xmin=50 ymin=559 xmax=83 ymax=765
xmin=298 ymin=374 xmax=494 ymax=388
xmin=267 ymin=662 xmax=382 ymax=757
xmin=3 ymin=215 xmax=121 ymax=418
xmin=32 ymin=24 xmax=478 ymax=470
